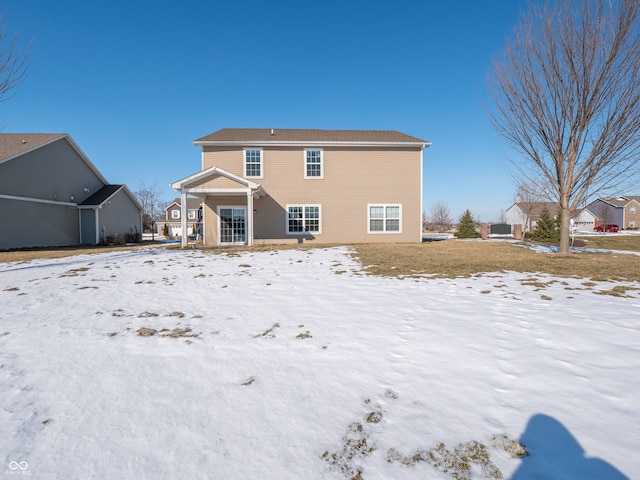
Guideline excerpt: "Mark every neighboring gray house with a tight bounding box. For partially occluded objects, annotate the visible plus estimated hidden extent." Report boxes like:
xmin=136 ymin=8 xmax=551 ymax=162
xmin=0 ymin=133 xmax=143 ymax=249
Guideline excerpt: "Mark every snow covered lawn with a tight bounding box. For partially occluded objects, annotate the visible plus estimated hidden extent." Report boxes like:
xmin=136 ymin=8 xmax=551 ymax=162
xmin=1 ymin=246 xmax=638 ymax=479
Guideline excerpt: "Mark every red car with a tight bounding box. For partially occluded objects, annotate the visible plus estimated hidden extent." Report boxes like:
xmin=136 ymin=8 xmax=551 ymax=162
xmin=594 ymin=224 xmax=620 ymax=232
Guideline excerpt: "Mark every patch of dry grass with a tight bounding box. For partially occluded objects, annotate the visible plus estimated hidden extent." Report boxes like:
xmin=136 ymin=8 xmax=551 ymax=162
xmin=576 ymin=235 xmax=640 ymax=252
xmin=353 ymin=240 xmax=640 ymax=282
xmin=3 ymin=237 xmax=639 ymax=282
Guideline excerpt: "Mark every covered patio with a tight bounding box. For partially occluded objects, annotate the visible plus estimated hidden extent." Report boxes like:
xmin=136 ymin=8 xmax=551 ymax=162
xmin=171 ymin=166 xmax=265 ymax=247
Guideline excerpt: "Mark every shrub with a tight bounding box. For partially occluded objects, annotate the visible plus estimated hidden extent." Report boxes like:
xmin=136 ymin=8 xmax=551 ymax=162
xmin=455 ymin=210 xmax=481 ymax=238
xmin=528 ymin=207 xmax=560 ymax=242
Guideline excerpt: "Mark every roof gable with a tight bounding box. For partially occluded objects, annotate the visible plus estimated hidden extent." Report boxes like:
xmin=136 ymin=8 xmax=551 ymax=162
xmin=0 ymin=133 xmax=67 ymax=163
xmin=172 ymin=166 xmax=261 ymax=191
xmin=0 ymin=133 xmax=109 ymax=185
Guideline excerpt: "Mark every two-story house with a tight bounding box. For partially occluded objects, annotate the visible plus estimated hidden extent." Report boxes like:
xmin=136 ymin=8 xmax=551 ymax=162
xmin=159 ymin=197 xmax=203 ymax=238
xmin=586 ymin=196 xmax=640 ymax=230
xmin=171 ymin=128 xmax=430 ymax=247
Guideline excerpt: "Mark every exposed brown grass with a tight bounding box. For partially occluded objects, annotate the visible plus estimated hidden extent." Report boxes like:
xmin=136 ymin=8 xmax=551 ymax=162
xmin=2 ymin=237 xmax=639 ymax=282
xmin=575 ymin=234 xmax=640 ymax=252
xmin=353 ymin=239 xmax=640 ymax=282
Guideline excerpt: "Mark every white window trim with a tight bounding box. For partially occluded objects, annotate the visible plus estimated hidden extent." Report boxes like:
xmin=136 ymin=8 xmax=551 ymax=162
xmin=171 ymin=210 xmax=180 ymax=219
xmin=243 ymin=147 xmax=263 ymax=179
xmin=187 ymin=209 xmax=197 ymax=220
xmin=304 ymin=148 xmax=324 ymax=179
xmin=286 ymin=204 xmax=322 ymax=235
xmin=367 ymin=203 xmax=402 ymax=234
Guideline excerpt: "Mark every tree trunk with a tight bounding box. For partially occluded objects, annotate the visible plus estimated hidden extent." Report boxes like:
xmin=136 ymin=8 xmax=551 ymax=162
xmin=559 ymin=193 xmax=571 ymax=254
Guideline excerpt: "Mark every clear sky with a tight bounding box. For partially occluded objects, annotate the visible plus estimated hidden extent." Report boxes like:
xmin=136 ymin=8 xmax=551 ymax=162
xmin=1 ymin=0 xmax=530 ymax=222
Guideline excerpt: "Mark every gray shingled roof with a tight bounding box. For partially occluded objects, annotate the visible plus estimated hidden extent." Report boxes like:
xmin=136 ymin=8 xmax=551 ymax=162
xmin=194 ymin=128 xmax=430 ymax=144
xmin=79 ymin=185 xmax=123 ymax=206
xmin=0 ymin=133 xmax=66 ymax=162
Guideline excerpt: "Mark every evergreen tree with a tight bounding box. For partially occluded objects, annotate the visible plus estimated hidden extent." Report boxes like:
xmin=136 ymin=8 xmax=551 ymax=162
xmin=455 ymin=209 xmax=480 ymax=238
xmin=530 ymin=207 xmax=560 ymax=242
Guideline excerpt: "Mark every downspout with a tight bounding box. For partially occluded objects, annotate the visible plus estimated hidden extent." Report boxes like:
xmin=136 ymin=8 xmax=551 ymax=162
xmin=419 ymin=146 xmax=424 ymax=242
xmin=78 ymin=209 xmax=83 ymax=244
xmin=95 ymin=208 xmax=100 ymax=244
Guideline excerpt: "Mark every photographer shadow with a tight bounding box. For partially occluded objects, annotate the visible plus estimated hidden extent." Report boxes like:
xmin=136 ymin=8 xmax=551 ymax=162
xmin=511 ymin=414 xmax=628 ymax=479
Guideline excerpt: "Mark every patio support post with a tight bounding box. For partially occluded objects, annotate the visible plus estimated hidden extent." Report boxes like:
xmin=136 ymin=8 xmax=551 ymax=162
xmin=181 ymin=191 xmax=188 ymax=248
xmin=247 ymin=189 xmax=254 ymax=246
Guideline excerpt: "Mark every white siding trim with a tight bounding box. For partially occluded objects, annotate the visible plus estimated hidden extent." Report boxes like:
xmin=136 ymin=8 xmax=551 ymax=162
xmin=0 ymin=193 xmax=76 ymax=207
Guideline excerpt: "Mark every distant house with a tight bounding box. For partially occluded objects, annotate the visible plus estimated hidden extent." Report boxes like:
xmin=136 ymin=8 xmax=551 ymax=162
xmin=505 ymin=201 xmax=560 ymax=232
xmin=586 ymin=196 xmax=640 ymax=230
xmin=171 ymin=128 xmax=430 ymax=247
xmin=0 ymin=133 xmax=143 ymax=249
xmin=571 ymin=207 xmax=598 ymax=232
xmin=159 ymin=197 xmax=202 ymax=238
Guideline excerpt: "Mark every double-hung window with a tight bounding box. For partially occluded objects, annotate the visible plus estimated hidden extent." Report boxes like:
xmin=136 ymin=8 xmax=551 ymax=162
xmin=368 ymin=204 xmax=401 ymax=233
xmin=244 ymin=148 xmax=263 ymax=178
xmin=287 ymin=205 xmax=321 ymax=234
xmin=171 ymin=209 xmax=180 ymax=219
xmin=304 ymin=149 xmax=323 ymax=178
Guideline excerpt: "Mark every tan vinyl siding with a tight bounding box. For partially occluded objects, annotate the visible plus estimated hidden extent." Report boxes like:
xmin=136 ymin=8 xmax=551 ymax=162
xmin=198 ymin=175 xmax=244 ymax=190
xmin=203 ymin=195 xmax=247 ymax=245
xmin=201 ymin=146 xmax=422 ymax=244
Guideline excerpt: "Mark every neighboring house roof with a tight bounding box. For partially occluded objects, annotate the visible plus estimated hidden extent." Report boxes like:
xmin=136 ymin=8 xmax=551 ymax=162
xmin=510 ymin=202 xmax=560 ymax=217
xmin=599 ymin=196 xmax=640 ymax=208
xmin=79 ymin=184 xmax=143 ymax=211
xmin=165 ymin=197 xmax=203 ymax=211
xmin=79 ymin=185 xmax=124 ymax=207
xmin=194 ymin=128 xmax=431 ymax=147
xmin=0 ymin=133 xmax=109 ymax=184
xmin=0 ymin=133 xmax=66 ymax=162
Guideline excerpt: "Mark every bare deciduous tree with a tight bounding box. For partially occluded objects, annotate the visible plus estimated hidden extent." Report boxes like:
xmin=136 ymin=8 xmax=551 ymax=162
xmin=0 ymin=17 xmax=29 ymax=105
xmin=135 ymin=181 xmax=165 ymax=240
xmin=489 ymin=0 xmax=640 ymax=253
xmin=426 ymin=202 xmax=453 ymax=233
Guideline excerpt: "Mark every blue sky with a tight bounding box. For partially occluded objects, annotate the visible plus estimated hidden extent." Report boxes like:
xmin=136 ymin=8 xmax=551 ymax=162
xmin=2 ymin=0 xmax=529 ymax=222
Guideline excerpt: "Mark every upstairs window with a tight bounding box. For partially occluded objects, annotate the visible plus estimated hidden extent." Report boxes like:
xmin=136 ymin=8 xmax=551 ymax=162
xmin=368 ymin=204 xmax=401 ymax=233
xmin=304 ymin=149 xmax=323 ymax=178
xmin=171 ymin=210 xmax=180 ymax=219
xmin=244 ymin=148 xmax=263 ymax=178
xmin=631 ymin=207 xmax=637 ymax=214
xmin=187 ymin=209 xmax=197 ymax=220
